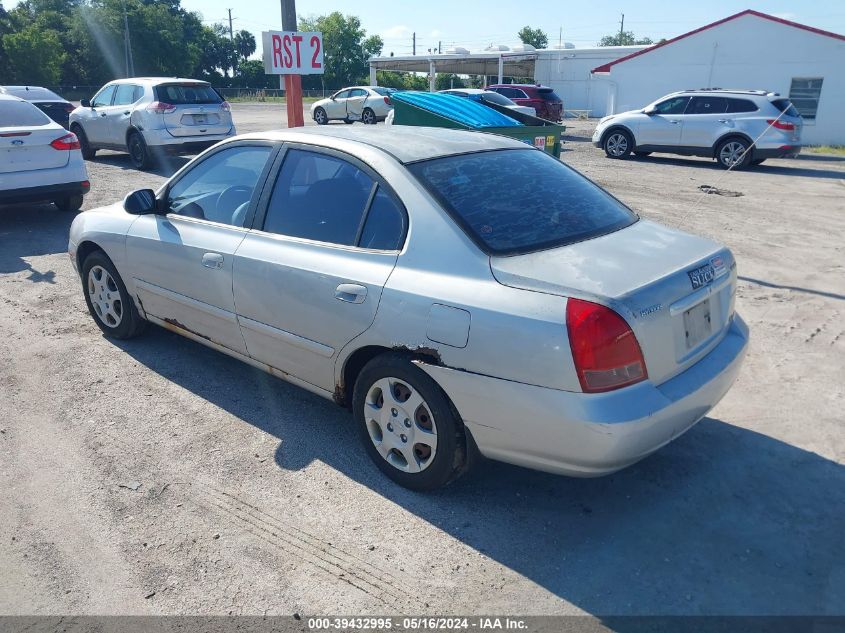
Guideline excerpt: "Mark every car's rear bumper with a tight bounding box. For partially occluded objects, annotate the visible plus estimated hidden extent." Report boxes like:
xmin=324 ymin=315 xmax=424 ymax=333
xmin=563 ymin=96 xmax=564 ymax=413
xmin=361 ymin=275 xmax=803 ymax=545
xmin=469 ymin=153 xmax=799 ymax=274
xmin=755 ymin=145 xmax=802 ymax=159
xmin=142 ymin=127 xmax=236 ymax=151
xmin=418 ymin=314 xmax=749 ymax=477
xmin=0 ymin=180 xmax=90 ymax=205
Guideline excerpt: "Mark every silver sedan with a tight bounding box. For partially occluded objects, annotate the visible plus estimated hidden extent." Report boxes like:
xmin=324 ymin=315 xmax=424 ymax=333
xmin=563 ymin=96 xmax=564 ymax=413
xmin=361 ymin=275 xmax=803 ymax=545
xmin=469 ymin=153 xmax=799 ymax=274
xmin=68 ymin=127 xmax=748 ymax=490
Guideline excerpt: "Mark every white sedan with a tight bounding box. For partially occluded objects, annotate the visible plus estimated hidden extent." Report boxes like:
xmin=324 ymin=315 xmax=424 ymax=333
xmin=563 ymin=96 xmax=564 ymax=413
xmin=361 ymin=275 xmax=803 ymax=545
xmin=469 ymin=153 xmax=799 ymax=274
xmin=68 ymin=126 xmax=748 ymax=490
xmin=310 ymin=86 xmax=395 ymax=125
xmin=0 ymin=94 xmax=89 ymax=212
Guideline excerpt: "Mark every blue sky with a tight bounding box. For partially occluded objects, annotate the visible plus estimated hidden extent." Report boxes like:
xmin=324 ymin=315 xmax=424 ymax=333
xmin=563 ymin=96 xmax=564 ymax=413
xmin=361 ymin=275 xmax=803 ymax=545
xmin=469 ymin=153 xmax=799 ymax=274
xmin=8 ymin=1 xmax=845 ymax=57
xmin=180 ymin=0 xmax=845 ymax=58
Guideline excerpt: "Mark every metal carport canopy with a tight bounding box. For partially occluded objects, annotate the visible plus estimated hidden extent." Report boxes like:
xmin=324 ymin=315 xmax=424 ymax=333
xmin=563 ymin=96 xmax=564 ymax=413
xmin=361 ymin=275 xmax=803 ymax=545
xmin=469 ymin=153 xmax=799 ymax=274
xmin=368 ymin=52 xmax=537 ymax=79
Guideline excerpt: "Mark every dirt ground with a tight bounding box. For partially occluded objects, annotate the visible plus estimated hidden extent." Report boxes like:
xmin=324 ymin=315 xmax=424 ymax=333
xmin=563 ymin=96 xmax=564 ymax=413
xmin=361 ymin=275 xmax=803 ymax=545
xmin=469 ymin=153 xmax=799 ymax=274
xmin=1 ymin=104 xmax=843 ymax=617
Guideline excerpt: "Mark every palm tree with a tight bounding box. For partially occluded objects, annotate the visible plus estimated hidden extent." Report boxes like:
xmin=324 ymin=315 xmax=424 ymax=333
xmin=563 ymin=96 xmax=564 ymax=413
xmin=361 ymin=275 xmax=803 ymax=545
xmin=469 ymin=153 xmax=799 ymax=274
xmin=234 ymin=30 xmax=256 ymax=62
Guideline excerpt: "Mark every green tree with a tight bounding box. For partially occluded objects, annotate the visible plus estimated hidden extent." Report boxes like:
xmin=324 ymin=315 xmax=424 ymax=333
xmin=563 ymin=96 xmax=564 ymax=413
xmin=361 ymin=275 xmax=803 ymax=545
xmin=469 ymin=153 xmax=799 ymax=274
xmin=435 ymin=73 xmax=464 ymax=90
xmin=298 ymin=12 xmax=382 ymax=88
xmin=233 ymin=58 xmax=274 ymax=89
xmin=234 ymin=29 xmax=255 ymax=61
xmin=517 ymin=25 xmax=548 ymax=49
xmin=598 ymin=31 xmax=653 ymax=46
xmin=3 ymin=23 xmax=65 ymax=84
xmin=0 ymin=2 xmax=11 ymax=84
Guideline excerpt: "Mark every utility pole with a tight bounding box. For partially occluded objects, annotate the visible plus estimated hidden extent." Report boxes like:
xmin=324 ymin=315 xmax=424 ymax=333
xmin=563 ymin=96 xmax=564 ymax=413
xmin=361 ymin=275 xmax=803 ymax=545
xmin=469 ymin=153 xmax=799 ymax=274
xmin=281 ymin=0 xmax=304 ymax=127
xmin=619 ymin=13 xmax=625 ymax=40
xmin=412 ymin=32 xmax=416 ymax=56
xmin=438 ymin=41 xmax=441 ymax=54
xmin=123 ymin=4 xmax=134 ymax=78
xmin=227 ymin=9 xmax=235 ymax=78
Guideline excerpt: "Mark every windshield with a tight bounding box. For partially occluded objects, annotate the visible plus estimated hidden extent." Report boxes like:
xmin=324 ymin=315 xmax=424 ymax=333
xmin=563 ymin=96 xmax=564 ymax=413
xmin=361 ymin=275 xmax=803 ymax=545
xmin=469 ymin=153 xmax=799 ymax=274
xmin=154 ymin=83 xmax=222 ymax=105
xmin=0 ymin=100 xmax=51 ymax=127
xmin=480 ymin=92 xmax=517 ymax=106
xmin=409 ymin=149 xmax=637 ymax=255
xmin=372 ymin=87 xmax=397 ymax=96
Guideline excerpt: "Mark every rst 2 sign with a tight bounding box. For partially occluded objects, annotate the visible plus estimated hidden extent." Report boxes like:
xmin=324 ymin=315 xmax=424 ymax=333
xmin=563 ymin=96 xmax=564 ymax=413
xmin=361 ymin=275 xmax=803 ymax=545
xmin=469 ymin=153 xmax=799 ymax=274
xmin=262 ymin=31 xmax=324 ymax=75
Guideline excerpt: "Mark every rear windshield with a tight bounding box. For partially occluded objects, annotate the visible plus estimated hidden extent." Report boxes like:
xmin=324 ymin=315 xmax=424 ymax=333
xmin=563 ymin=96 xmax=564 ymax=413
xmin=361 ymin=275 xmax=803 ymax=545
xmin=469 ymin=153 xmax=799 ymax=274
xmin=0 ymin=100 xmax=51 ymax=127
xmin=4 ymin=87 xmax=63 ymax=101
xmin=372 ymin=87 xmax=396 ymax=96
xmin=537 ymin=88 xmax=562 ymax=102
xmin=409 ymin=149 xmax=637 ymax=255
xmin=154 ymin=83 xmax=222 ymax=105
xmin=480 ymin=92 xmax=516 ymax=106
xmin=771 ymin=98 xmax=800 ymax=118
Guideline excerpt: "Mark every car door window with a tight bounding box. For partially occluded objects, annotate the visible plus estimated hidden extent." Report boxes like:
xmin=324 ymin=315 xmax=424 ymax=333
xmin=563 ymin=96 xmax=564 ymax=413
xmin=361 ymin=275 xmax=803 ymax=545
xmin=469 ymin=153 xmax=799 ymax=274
xmin=358 ymin=186 xmax=405 ymax=251
xmin=113 ymin=84 xmax=140 ymax=106
xmin=725 ymin=98 xmax=758 ymax=113
xmin=333 ymin=90 xmax=351 ymax=100
xmin=652 ymin=96 xmax=690 ymax=115
xmin=91 ymin=85 xmax=116 ymax=107
xmin=686 ymin=96 xmax=728 ymax=115
xmin=263 ymin=149 xmax=382 ymax=247
xmin=350 ymin=89 xmax=367 ymax=98
xmin=166 ymin=145 xmax=272 ymax=227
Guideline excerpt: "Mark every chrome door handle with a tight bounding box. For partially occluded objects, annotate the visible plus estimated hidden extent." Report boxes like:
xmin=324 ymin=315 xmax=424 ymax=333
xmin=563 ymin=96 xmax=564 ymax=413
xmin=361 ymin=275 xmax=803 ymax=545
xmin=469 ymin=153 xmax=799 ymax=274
xmin=123 ymin=111 xmax=131 ymax=115
xmin=669 ymin=120 xmax=680 ymax=124
xmin=717 ymin=119 xmax=730 ymax=123
xmin=100 ymin=113 xmax=107 ymax=117
xmin=335 ymin=283 xmax=367 ymax=304
xmin=202 ymin=252 xmax=224 ymax=269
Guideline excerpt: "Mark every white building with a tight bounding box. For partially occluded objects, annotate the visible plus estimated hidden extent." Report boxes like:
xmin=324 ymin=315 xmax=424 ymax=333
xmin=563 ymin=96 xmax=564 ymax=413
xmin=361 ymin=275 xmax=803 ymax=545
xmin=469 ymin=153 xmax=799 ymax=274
xmin=590 ymin=10 xmax=845 ymax=145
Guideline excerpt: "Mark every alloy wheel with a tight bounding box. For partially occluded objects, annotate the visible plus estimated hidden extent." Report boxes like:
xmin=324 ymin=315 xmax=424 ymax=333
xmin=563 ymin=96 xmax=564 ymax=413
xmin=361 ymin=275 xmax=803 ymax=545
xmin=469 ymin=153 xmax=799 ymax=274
xmin=606 ymin=132 xmax=629 ymax=157
xmin=719 ymin=141 xmax=747 ymax=167
xmin=364 ymin=377 xmax=438 ymax=473
xmin=87 ymin=265 xmax=123 ymax=328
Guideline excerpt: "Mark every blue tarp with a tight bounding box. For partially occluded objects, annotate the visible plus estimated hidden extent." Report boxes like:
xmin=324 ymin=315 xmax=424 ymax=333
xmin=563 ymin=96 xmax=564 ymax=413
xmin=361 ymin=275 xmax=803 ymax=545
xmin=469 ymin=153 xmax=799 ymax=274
xmin=391 ymin=91 xmax=522 ymax=128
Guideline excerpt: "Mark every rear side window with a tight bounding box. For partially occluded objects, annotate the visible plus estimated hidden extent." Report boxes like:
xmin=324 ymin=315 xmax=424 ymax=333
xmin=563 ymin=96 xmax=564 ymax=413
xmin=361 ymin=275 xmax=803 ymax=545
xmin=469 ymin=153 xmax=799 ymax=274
xmin=0 ymin=100 xmax=51 ymax=127
xmin=409 ymin=149 xmax=637 ymax=255
xmin=480 ymin=92 xmax=516 ymax=106
xmin=113 ymin=84 xmax=141 ymax=106
xmin=686 ymin=96 xmax=728 ymax=114
xmin=493 ymin=87 xmax=525 ymax=99
xmin=725 ymin=98 xmax=758 ymax=113
xmin=155 ymin=84 xmax=222 ymax=105
xmin=771 ymin=98 xmax=800 ymax=118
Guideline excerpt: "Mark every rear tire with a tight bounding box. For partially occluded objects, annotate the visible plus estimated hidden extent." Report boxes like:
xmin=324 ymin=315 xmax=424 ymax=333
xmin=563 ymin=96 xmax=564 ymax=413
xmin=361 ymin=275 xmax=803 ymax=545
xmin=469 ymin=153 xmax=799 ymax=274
xmin=362 ymin=108 xmax=376 ymax=125
xmin=716 ymin=137 xmax=752 ymax=170
xmin=55 ymin=195 xmax=83 ymax=212
xmin=72 ymin=124 xmax=96 ymax=160
xmin=81 ymin=250 xmax=146 ymax=339
xmin=128 ymin=132 xmax=153 ymax=170
xmin=353 ymin=353 xmax=469 ymax=491
xmin=603 ymin=129 xmax=632 ymax=159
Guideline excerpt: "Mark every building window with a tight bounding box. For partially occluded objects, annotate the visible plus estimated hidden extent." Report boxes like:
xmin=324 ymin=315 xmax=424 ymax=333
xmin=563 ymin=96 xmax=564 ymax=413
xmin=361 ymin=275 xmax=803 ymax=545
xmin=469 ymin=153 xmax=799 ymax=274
xmin=789 ymin=77 xmax=823 ymax=120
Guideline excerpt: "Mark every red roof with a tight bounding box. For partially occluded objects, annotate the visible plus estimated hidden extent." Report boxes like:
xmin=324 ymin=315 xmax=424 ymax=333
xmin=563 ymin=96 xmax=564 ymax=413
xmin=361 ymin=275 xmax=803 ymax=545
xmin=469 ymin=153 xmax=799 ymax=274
xmin=591 ymin=9 xmax=845 ymax=74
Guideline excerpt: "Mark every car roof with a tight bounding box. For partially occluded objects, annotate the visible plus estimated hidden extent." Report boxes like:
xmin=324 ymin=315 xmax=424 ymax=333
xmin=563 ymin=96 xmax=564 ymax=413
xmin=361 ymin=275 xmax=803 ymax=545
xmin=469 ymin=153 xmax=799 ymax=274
xmin=105 ymin=77 xmax=211 ymax=86
xmin=235 ymin=126 xmax=531 ymax=164
xmin=0 ymin=86 xmax=65 ymax=101
xmin=675 ymin=89 xmax=776 ymax=97
xmin=0 ymin=93 xmax=25 ymax=102
xmin=489 ymin=84 xmax=548 ymax=89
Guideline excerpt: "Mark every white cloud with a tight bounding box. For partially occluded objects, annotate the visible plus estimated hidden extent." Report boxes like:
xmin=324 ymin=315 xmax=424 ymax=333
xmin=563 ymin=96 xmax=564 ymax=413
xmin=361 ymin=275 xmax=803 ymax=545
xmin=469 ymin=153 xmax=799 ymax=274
xmin=382 ymin=25 xmax=413 ymax=39
xmin=429 ymin=29 xmax=442 ymax=38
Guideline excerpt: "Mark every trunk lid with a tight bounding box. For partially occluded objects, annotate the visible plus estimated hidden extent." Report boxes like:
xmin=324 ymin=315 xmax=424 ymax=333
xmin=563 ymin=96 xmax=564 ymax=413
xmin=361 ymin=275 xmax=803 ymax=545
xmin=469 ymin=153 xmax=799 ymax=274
xmin=490 ymin=220 xmax=737 ymax=386
xmin=154 ymin=83 xmax=232 ymax=138
xmin=0 ymin=126 xmax=70 ymax=174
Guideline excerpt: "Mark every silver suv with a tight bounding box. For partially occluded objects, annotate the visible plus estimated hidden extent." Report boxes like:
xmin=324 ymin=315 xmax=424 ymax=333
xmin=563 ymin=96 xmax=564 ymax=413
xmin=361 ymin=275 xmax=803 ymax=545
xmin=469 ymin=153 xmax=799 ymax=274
xmin=592 ymin=89 xmax=802 ymax=169
xmin=69 ymin=78 xmax=236 ymax=169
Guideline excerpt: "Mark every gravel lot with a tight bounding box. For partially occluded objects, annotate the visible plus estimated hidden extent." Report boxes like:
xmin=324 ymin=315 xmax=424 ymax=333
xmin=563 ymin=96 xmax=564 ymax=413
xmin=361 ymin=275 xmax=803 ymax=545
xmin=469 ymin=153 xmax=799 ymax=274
xmin=1 ymin=103 xmax=843 ymax=617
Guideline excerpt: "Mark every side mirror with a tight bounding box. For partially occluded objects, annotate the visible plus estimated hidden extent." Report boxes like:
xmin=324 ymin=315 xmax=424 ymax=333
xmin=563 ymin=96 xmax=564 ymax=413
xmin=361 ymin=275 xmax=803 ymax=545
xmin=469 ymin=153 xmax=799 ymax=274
xmin=81 ymin=98 xmax=92 ymax=108
xmin=643 ymin=106 xmax=656 ymax=115
xmin=123 ymin=189 xmax=158 ymax=215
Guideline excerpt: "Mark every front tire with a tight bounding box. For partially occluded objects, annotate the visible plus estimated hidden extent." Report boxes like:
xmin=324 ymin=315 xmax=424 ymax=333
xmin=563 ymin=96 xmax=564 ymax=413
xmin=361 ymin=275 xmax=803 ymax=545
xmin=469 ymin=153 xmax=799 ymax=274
xmin=603 ymin=129 xmax=632 ymax=159
xmin=81 ymin=250 xmax=146 ymax=339
xmin=362 ymin=108 xmax=376 ymax=125
xmin=72 ymin=124 xmax=96 ymax=160
xmin=55 ymin=195 xmax=83 ymax=212
xmin=313 ymin=107 xmax=328 ymax=125
xmin=353 ymin=353 xmax=468 ymax=491
xmin=716 ymin=137 xmax=752 ymax=170
xmin=128 ymin=132 xmax=153 ymax=170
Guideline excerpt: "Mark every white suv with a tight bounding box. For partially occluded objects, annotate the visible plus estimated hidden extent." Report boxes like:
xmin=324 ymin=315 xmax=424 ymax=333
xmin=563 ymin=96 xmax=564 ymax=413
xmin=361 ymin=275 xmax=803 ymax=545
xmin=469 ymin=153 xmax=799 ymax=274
xmin=592 ymin=89 xmax=803 ymax=169
xmin=70 ymin=78 xmax=236 ymax=170
xmin=0 ymin=94 xmax=89 ymax=212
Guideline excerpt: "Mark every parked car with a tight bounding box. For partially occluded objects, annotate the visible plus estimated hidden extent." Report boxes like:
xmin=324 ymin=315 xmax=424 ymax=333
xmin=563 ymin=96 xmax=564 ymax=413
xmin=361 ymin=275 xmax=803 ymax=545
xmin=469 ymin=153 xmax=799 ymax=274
xmin=0 ymin=94 xmax=89 ymax=212
xmin=0 ymin=85 xmax=75 ymax=128
xmin=486 ymin=83 xmax=563 ymax=121
xmin=439 ymin=89 xmax=536 ymax=116
xmin=592 ymin=89 xmax=803 ymax=169
xmin=69 ymin=78 xmax=236 ymax=169
xmin=310 ymin=86 xmax=396 ymax=125
xmin=69 ymin=126 xmax=748 ymax=490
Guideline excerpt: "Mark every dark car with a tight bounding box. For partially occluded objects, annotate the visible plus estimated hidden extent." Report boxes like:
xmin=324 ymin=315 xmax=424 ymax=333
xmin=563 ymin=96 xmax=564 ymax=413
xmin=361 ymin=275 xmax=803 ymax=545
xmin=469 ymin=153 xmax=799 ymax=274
xmin=0 ymin=86 xmax=75 ymax=128
xmin=486 ymin=84 xmax=563 ymax=122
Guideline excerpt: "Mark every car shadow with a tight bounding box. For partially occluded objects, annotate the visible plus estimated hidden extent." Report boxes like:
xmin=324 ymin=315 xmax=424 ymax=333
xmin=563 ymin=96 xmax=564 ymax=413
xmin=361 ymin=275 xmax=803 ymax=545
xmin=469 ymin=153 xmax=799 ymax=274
xmin=114 ymin=326 xmax=845 ymax=616
xmin=633 ymin=154 xmax=845 ymax=179
xmin=89 ymin=152 xmax=191 ymax=178
xmin=0 ymin=203 xmax=74 ymax=280
xmin=739 ymin=275 xmax=845 ymax=302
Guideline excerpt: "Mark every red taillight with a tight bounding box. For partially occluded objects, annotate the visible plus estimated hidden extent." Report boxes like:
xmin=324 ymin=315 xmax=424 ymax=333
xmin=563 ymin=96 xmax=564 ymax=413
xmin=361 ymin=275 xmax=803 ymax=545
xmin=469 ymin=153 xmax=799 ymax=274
xmin=767 ymin=119 xmax=796 ymax=131
xmin=147 ymin=101 xmax=176 ymax=114
xmin=384 ymin=96 xmax=390 ymax=105
xmin=64 ymin=104 xmax=76 ymax=113
xmin=566 ymin=298 xmax=647 ymax=393
xmin=50 ymin=133 xmax=81 ymax=151
xmin=220 ymin=100 xmax=231 ymax=112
